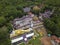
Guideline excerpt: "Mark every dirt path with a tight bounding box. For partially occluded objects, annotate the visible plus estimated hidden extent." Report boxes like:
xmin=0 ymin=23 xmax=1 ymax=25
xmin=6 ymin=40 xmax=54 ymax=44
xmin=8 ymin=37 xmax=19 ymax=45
xmin=39 ymin=28 xmax=53 ymax=45
xmin=35 ymin=24 xmax=53 ymax=45
xmin=40 ymin=36 xmax=53 ymax=45
xmin=39 ymin=27 xmax=53 ymax=45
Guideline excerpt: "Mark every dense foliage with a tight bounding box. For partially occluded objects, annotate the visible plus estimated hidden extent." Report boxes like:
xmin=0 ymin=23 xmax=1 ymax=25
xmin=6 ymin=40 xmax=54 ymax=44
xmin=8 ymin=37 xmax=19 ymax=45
xmin=0 ymin=0 xmax=42 ymax=45
xmin=0 ymin=26 xmax=11 ymax=45
xmin=44 ymin=0 xmax=60 ymax=37
xmin=0 ymin=0 xmax=60 ymax=45
xmin=0 ymin=0 xmax=43 ymax=27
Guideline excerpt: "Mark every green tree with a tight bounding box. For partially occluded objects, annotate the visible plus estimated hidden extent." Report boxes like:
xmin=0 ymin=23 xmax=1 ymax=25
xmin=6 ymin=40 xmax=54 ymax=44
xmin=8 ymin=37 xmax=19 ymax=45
xmin=44 ymin=9 xmax=60 ymax=37
xmin=6 ymin=23 xmax=13 ymax=33
xmin=0 ymin=26 xmax=11 ymax=45
xmin=0 ymin=16 xmax=6 ymax=26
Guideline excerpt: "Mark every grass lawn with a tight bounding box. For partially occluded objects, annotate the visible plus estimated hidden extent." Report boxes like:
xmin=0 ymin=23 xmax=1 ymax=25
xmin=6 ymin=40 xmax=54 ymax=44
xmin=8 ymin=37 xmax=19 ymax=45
xmin=27 ymin=37 xmax=41 ymax=45
xmin=20 ymin=43 xmax=25 ymax=45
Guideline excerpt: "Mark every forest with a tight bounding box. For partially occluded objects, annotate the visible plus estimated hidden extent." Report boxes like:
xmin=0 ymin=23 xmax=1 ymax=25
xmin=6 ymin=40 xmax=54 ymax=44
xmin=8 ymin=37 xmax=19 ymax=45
xmin=0 ymin=0 xmax=60 ymax=45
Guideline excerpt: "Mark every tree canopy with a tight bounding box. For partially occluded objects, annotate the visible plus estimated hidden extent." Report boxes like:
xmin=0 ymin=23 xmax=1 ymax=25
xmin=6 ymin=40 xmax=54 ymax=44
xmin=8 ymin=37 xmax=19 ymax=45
xmin=44 ymin=8 xmax=60 ymax=37
xmin=0 ymin=0 xmax=60 ymax=45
